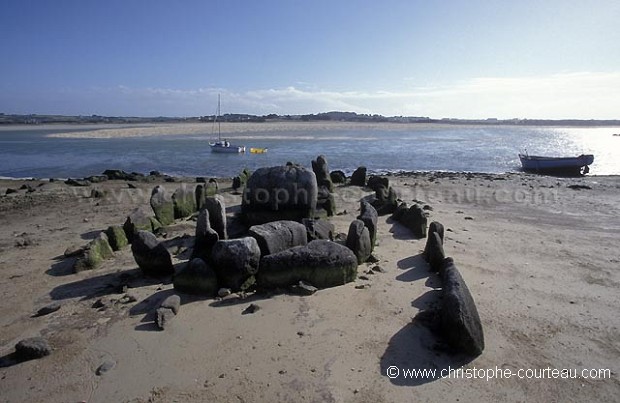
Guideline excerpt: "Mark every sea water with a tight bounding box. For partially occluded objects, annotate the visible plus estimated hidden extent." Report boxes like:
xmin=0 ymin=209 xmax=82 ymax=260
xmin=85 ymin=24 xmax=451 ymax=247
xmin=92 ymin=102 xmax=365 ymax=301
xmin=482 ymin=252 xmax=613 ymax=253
xmin=0 ymin=124 xmax=618 ymax=178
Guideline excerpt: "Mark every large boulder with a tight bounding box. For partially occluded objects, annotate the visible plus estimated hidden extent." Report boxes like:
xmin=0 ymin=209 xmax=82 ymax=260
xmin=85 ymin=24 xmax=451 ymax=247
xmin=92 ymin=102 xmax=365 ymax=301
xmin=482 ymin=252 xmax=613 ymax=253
xmin=330 ymin=170 xmax=346 ymax=184
xmin=311 ymin=155 xmax=334 ymax=192
xmin=192 ymin=209 xmax=219 ymax=262
xmin=367 ymin=176 xmax=389 ymax=192
xmin=211 ymin=237 xmax=261 ymax=290
xmin=257 ymin=240 xmax=358 ymax=289
xmin=204 ymin=195 xmax=227 ymax=240
xmin=439 ymin=258 xmax=485 ymax=356
xmin=150 ymin=186 xmax=175 ymax=226
xmin=357 ymin=201 xmax=378 ymax=249
xmin=372 ymin=186 xmax=398 ymax=216
xmin=248 ymin=220 xmax=308 ymax=256
xmin=350 ymin=166 xmax=367 ymax=186
xmin=346 ymin=219 xmax=372 ymax=264
xmin=241 ymin=165 xmax=318 ymax=225
xmin=74 ymin=232 xmax=114 ymax=272
xmin=172 ymin=186 xmax=197 ymax=219
xmin=392 ymin=203 xmax=428 ymax=238
xmin=174 ymin=258 xmax=218 ymax=297
xmin=131 ymin=231 xmax=174 ymax=276
xmin=302 ymin=218 xmax=334 ymax=242
xmin=123 ymin=207 xmax=162 ymax=242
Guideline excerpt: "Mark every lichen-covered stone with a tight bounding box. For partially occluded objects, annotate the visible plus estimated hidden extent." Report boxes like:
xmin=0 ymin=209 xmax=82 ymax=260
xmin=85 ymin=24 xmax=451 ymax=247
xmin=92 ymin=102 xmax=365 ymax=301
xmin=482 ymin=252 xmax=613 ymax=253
xmin=248 ymin=220 xmax=308 ymax=256
xmin=123 ymin=207 xmax=157 ymax=242
xmin=174 ymin=258 xmax=218 ymax=296
xmin=74 ymin=232 xmax=114 ymax=272
xmin=258 ymin=240 xmax=358 ymax=289
xmin=204 ymin=195 xmax=227 ymax=240
xmin=172 ymin=186 xmax=197 ymax=219
xmin=192 ymin=209 xmax=219 ymax=261
xmin=105 ymin=225 xmax=128 ymax=251
xmin=357 ymin=201 xmax=378 ymax=249
xmin=150 ymin=185 xmax=175 ymax=225
xmin=211 ymin=237 xmax=260 ymax=290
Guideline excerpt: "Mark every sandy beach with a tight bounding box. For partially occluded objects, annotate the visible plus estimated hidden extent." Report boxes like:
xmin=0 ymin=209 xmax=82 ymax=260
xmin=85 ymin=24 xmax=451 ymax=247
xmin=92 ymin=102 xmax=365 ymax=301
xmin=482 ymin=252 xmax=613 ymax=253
xmin=0 ymin=170 xmax=618 ymax=402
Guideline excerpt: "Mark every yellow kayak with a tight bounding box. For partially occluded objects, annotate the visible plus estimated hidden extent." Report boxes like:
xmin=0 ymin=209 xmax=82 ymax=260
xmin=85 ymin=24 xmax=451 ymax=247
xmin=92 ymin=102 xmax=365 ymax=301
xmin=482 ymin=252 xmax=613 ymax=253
xmin=250 ymin=147 xmax=268 ymax=154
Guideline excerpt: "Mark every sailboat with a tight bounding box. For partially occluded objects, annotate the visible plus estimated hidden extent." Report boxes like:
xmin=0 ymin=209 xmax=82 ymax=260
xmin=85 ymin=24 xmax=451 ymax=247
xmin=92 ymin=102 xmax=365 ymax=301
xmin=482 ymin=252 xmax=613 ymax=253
xmin=209 ymin=94 xmax=246 ymax=153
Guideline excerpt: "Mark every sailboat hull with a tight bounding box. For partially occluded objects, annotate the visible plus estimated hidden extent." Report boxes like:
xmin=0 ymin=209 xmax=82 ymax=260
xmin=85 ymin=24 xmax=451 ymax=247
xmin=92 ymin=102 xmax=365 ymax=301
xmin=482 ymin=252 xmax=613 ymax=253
xmin=210 ymin=142 xmax=246 ymax=153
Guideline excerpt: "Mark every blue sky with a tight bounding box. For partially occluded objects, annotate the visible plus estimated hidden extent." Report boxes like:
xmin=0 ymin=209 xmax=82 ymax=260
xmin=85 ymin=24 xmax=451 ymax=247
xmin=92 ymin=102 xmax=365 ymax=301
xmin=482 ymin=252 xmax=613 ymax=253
xmin=1 ymin=0 xmax=619 ymax=119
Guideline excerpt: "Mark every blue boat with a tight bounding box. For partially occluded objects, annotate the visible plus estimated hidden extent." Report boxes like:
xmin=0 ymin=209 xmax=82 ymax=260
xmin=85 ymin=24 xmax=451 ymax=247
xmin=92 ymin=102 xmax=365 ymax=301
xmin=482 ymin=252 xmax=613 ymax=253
xmin=518 ymin=153 xmax=594 ymax=176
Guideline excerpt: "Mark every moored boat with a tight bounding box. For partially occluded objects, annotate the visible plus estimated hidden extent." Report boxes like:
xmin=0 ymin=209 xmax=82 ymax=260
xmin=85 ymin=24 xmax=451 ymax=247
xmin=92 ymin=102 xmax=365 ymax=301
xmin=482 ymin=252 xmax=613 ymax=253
xmin=209 ymin=94 xmax=245 ymax=153
xmin=518 ymin=153 xmax=594 ymax=176
xmin=249 ymin=147 xmax=268 ymax=154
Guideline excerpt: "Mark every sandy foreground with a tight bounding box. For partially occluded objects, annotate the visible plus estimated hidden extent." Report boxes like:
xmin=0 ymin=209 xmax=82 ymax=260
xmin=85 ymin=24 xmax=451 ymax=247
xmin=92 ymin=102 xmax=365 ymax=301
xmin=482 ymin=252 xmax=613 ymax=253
xmin=0 ymin=171 xmax=619 ymax=402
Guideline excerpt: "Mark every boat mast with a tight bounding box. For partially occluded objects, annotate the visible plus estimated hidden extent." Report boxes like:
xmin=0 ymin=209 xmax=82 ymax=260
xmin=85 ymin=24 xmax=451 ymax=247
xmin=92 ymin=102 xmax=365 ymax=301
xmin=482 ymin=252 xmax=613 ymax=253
xmin=216 ymin=93 xmax=221 ymax=141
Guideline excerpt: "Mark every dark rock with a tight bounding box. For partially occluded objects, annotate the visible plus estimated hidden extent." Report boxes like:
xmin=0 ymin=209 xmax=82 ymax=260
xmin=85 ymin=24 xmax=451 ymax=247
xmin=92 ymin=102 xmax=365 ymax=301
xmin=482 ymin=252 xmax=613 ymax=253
xmin=242 ymin=303 xmax=260 ymax=314
xmin=302 ymin=218 xmax=334 ymax=242
xmin=241 ymin=165 xmax=318 ymax=225
xmin=350 ymin=166 xmax=367 ymax=186
xmin=172 ymin=186 xmax=197 ymax=219
xmin=423 ymin=221 xmax=445 ymax=262
xmin=74 ymin=232 xmax=114 ymax=272
xmin=568 ymin=184 xmax=592 ymax=190
xmin=15 ymin=337 xmax=51 ymax=360
xmin=156 ymin=307 xmax=175 ymax=330
xmin=346 ymin=220 xmax=372 ymax=265
xmin=392 ymin=203 xmax=428 ymax=238
xmin=65 ymin=178 xmax=91 ymax=187
xmin=96 ymin=360 xmax=116 ymax=376
xmin=131 ymin=231 xmax=174 ymax=276
xmin=86 ymin=175 xmax=108 ymax=183
xmin=5 ymin=188 xmax=18 ymax=195
xmin=123 ymin=207 xmax=162 ymax=242
xmin=311 ymin=155 xmax=334 ymax=192
xmin=372 ymin=186 xmax=398 ymax=216
xmin=257 ymin=240 xmax=358 ymax=289
xmin=249 ymin=220 xmax=308 ymax=256
xmin=316 ymin=185 xmax=336 ymax=217
xmin=426 ymin=232 xmax=445 ymax=272
xmin=330 ymin=170 xmax=346 ymax=184
xmin=90 ymin=188 xmax=105 ymax=198
xmin=127 ymin=182 xmax=138 ymax=189
xmin=174 ymin=258 xmax=218 ymax=296
xmin=192 ymin=209 xmax=219 ymax=261
xmin=195 ymin=184 xmax=206 ymax=211
xmin=233 ymin=168 xmax=252 ymax=191
xmin=290 ymin=280 xmax=318 ymax=296
xmin=105 ymin=225 xmax=129 ymax=251
xmin=439 ymin=258 xmax=485 ymax=356
xmin=103 ymin=169 xmax=135 ymax=181
xmin=160 ymin=294 xmax=181 ymax=315
xmin=34 ymin=302 xmax=61 ymax=317
xmin=150 ymin=186 xmax=175 ymax=226
xmin=204 ymin=195 xmax=227 ymax=240
xmin=357 ymin=201 xmax=378 ymax=249
xmin=211 ymin=237 xmax=260 ymax=290
xmin=367 ymin=176 xmax=389 ymax=192
xmin=196 ymin=177 xmax=207 ymax=183
xmin=150 ymin=170 xmax=162 ymax=177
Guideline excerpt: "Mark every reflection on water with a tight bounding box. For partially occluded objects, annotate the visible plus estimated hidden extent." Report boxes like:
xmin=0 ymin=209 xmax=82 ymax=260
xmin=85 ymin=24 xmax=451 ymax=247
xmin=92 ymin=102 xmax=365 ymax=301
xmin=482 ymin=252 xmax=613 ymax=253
xmin=0 ymin=125 xmax=618 ymax=178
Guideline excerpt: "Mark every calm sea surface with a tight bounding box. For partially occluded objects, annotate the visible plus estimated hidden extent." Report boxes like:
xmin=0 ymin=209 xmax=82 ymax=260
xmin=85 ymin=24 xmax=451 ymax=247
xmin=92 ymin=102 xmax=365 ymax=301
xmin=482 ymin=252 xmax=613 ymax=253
xmin=1 ymin=124 xmax=618 ymax=178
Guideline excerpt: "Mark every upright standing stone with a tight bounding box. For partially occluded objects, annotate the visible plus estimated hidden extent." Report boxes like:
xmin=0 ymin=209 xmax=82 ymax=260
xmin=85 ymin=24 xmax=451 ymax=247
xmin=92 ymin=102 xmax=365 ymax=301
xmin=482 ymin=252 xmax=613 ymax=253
xmin=192 ymin=209 xmax=219 ymax=261
xmin=195 ymin=184 xmax=206 ymax=211
xmin=346 ymin=219 xmax=372 ymax=264
xmin=311 ymin=155 xmax=334 ymax=192
xmin=357 ymin=201 xmax=378 ymax=249
xmin=74 ymin=232 xmax=114 ymax=272
xmin=172 ymin=186 xmax=197 ymax=219
xmin=131 ymin=231 xmax=174 ymax=276
xmin=105 ymin=225 xmax=128 ymax=251
xmin=150 ymin=186 xmax=175 ymax=226
xmin=350 ymin=166 xmax=367 ymax=186
xmin=204 ymin=195 xmax=227 ymax=240
xmin=174 ymin=258 xmax=218 ymax=296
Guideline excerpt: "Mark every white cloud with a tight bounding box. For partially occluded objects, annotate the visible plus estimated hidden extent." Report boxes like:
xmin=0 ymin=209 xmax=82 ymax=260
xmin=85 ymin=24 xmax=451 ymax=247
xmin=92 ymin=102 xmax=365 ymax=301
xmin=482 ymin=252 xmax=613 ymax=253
xmin=41 ymin=71 xmax=620 ymax=119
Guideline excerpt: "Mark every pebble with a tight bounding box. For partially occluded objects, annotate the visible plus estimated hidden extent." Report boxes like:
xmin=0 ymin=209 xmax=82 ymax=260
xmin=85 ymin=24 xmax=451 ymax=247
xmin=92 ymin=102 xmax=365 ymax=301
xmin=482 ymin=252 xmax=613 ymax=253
xmin=242 ymin=303 xmax=260 ymax=314
xmin=218 ymin=288 xmax=232 ymax=298
xmin=96 ymin=360 xmax=116 ymax=375
xmin=34 ymin=302 xmax=61 ymax=317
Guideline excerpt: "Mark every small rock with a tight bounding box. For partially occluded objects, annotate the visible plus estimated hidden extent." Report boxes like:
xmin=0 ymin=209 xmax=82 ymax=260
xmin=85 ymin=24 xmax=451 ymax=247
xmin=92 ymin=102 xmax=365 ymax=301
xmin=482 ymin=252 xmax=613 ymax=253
xmin=464 ymin=216 xmax=474 ymax=220
xmin=34 ymin=302 xmax=61 ymax=317
xmin=155 ymin=307 xmax=175 ymax=330
xmin=358 ymin=275 xmax=370 ymax=281
xmin=64 ymin=245 xmax=85 ymax=258
xmin=15 ymin=337 xmax=51 ymax=360
xmin=96 ymin=360 xmax=116 ymax=375
xmin=218 ymin=288 xmax=232 ymax=298
xmin=160 ymin=295 xmax=181 ymax=315
xmin=366 ymin=254 xmax=380 ymax=263
xmin=355 ymin=284 xmax=370 ymax=289
xmin=290 ymin=281 xmax=318 ymax=296
xmin=119 ymin=293 xmax=137 ymax=304
xmin=242 ymin=303 xmax=260 ymax=315
xmin=371 ymin=265 xmax=386 ymax=273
